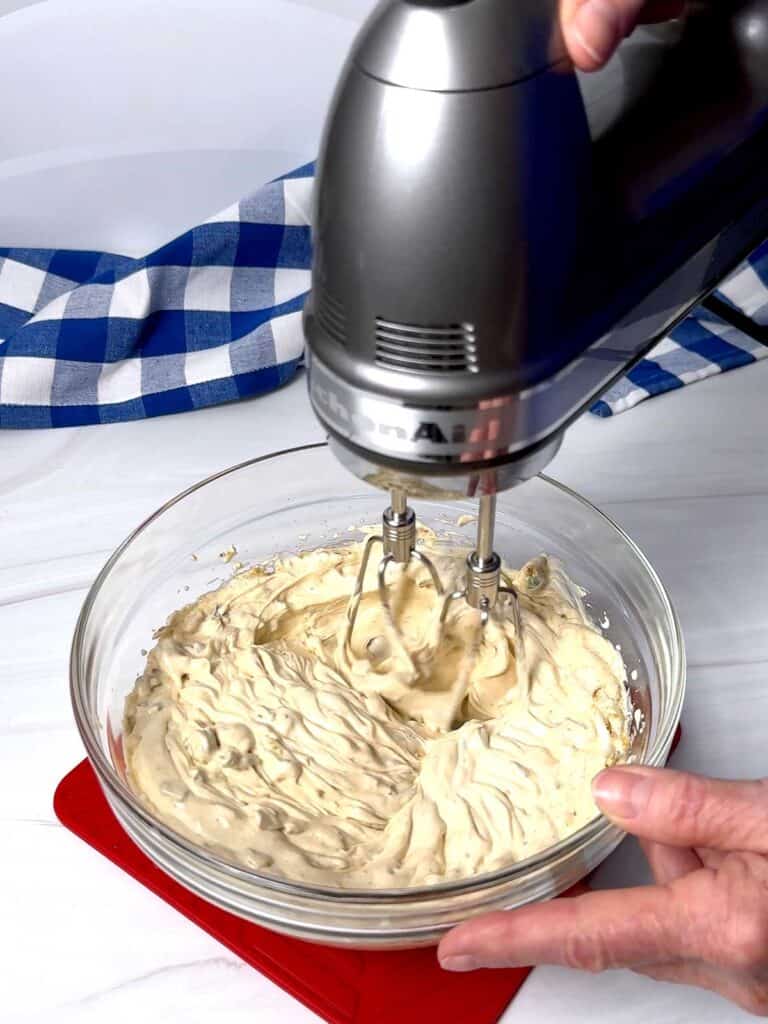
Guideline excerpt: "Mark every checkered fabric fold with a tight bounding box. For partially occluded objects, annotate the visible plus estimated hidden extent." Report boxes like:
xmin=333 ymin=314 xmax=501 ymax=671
xmin=0 ymin=160 xmax=765 ymax=428
xmin=592 ymin=241 xmax=768 ymax=416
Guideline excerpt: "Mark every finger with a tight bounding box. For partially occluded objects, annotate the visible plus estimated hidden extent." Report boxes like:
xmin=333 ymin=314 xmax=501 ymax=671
xmin=560 ymin=0 xmax=582 ymax=27
xmin=559 ymin=0 xmax=683 ymax=32
xmin=560 ymin=0 xmax=685 ymax=71
xmin=438 ymin=881 xmax=708 ymax=972
xmin=560 ymin=0 xmax=648 ymax=70
xmin=697 ymin=847 xmax=727 ymax=871
xmin=639 ymin=838 xmax=702 ymax=884
xmin=635 ymin=961 xmax=768 ymax=1017
xmin=593 ymin=767 xmax=768 ymax=853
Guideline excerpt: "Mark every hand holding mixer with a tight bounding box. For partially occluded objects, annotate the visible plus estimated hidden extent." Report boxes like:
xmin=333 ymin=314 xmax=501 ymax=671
xmin=304 ymin=0 xmax=768 ymax=661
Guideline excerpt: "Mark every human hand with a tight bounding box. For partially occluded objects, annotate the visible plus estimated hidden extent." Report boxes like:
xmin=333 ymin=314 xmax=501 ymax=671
xmin=561 ymin=0 xmax=685 ymax=70
xmin=439 ymin=766 xmax=768 ymax=1016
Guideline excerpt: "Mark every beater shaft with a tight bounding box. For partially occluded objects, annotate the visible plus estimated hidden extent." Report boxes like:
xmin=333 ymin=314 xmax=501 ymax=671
xmin=441 ymin=493 xmax=523 ymax=635
xmin=475 ymin=494 xmax=496 ymax=568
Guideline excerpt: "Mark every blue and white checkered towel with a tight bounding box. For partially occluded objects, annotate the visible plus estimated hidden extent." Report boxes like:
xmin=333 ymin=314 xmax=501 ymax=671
xmin=591 ymin=252 xmax=768 ymax=417
xmin=0 ymin=160 xmax=766 ymax=428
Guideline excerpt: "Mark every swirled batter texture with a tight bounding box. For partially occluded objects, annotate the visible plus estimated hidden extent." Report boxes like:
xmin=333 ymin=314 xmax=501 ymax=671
xmin=124 ymin=537 xmax=630 ymax=887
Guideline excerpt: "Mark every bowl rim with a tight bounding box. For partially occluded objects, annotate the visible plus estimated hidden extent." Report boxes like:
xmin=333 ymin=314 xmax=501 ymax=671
xmin=70 ymin=441 xmax=686 ymax=902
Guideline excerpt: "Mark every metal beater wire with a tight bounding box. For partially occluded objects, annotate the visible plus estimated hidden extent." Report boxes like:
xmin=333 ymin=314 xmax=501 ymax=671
xmin=344 ymin=492 xmax=445 ymax=664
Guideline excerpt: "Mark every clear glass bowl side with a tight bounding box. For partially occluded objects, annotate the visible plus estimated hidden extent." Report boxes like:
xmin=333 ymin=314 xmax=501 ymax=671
xmin=71 ymin=444 xmax=684 ymax=947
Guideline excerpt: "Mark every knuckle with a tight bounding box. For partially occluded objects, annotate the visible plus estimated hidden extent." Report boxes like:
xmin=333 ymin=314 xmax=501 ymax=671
xmin=665 ymin=773 xmax=706 ymax=832
xmin=724 ymin=910 xmax=768 ymax=972
xmin=738 ymin=782 xmax=768 ymax=851
xmin=562 ymin=931 xmax=609 ymax=973
xmin=722 ymin=852 xmax=762 ymax=891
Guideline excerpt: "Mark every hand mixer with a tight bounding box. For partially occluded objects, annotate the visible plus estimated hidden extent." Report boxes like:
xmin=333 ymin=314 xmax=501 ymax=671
xmin=304 ymin=0 xmax=768 ymax=657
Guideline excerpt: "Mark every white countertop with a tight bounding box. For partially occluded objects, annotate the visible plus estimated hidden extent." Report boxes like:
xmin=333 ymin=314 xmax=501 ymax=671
xmin=1 ymin=1 xmax=767 ymax=1022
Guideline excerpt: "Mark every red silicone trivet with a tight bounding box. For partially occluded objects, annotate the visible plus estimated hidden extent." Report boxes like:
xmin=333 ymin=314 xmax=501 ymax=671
xmin=53 ymin=725 xmax=681 ymax=1024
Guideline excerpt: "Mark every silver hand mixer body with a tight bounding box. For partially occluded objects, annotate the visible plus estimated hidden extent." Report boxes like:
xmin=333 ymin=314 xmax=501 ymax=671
xmin=305 ymin=0 xmax=768 ymax=647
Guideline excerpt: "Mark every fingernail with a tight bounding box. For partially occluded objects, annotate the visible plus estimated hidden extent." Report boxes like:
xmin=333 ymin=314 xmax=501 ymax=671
xmin=592 ymin=767 xmax=653 ymax=819
xmin=570 ymin=0 xmax=623 ymax=65
xmin=439 ymin=955 xmax=478 ymax=973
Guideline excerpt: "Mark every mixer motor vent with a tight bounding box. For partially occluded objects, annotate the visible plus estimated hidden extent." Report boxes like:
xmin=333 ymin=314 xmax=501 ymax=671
xmin=316 ymin=287 xmax=347 ymax=347
xmin=374 ymin=318 xmax=478 ymax=374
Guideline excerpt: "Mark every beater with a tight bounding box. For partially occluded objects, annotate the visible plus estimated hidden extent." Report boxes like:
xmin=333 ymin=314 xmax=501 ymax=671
xmin=305 ymin=0 xmax=768 ymax=654
xmin=344 ymin=487 xmax=525 ymax=667
xmin=343 ymin=486 xmax=444 ymax=660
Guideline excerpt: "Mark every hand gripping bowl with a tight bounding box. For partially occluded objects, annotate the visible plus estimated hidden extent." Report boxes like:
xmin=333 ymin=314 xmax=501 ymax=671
xmin=70 ymin=443 xmax=685 ymax=949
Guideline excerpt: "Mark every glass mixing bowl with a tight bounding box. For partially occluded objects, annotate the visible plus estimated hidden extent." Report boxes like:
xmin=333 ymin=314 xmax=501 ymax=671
xmin=71 ymin=442 xmax=685 ymax=948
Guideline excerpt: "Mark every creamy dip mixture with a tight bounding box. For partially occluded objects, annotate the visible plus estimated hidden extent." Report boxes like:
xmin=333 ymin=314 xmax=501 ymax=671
xmin=124 ymin=534 xmax=630 ymax=888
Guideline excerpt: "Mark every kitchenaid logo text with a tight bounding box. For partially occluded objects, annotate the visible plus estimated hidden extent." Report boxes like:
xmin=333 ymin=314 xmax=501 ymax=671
xmin=313 ymin=382 xmax=469 ymax=445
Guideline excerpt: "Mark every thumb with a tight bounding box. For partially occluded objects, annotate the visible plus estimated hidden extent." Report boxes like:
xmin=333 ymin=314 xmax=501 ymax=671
xmin=560 ymin=0 xmax=685 ymax=71
xmin=593 ymin=766 xmax=768 ymax=853
xmin=560 ymin=0 xmax=648 ymax=70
